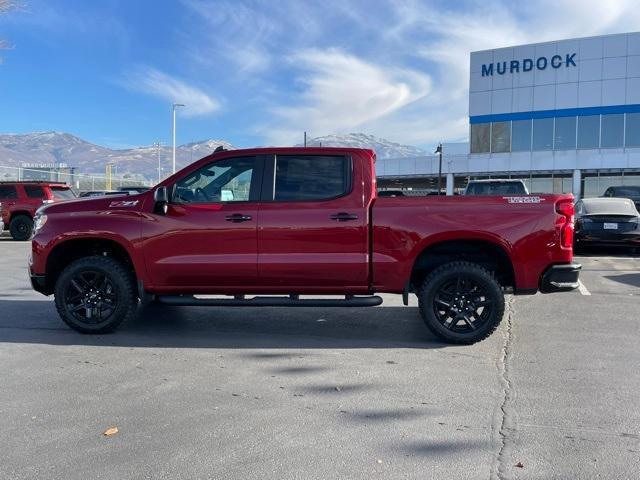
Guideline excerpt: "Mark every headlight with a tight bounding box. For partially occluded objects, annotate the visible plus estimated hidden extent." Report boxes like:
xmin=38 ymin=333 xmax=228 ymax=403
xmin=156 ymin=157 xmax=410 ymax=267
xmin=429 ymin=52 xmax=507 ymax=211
xmin=32 ymin=214 xmax=48 ymax=235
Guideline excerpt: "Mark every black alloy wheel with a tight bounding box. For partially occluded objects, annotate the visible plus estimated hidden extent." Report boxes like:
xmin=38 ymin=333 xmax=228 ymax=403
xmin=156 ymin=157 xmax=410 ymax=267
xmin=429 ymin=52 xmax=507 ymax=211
xmin=432 ymin=274 xmax=494 ymax=333
xmin=54 ymin=256 xmax=138 ymax=333
xmin=64 ymin=270 xmax=118 ymax=324
xmin=418 ymin=261 xmax=505 ymax=344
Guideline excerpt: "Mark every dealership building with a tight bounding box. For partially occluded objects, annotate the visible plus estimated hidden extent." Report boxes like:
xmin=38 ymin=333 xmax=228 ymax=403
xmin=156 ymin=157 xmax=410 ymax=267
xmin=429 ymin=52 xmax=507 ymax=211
xmin=377 ymin=31 xmax=640 ymax=197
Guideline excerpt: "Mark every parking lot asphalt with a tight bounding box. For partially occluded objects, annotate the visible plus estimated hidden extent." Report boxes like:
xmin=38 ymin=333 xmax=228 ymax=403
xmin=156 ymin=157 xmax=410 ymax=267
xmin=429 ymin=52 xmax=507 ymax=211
xmin=0 ymin=236 xmax=638 ymax=479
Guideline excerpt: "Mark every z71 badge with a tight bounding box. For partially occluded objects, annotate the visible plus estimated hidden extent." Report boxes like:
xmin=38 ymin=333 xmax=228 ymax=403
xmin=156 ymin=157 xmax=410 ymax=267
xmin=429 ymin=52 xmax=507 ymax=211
xmin=502 ymin=196 xmax=546 ymax=204
xmin=109 ymin=200 xmax=139 ymax=208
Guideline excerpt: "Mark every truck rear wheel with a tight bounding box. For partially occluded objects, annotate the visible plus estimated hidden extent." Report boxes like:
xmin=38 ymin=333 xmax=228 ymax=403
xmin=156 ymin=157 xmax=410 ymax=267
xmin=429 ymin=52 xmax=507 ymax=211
xmin=417 ymin=261 xmax=505 ymax=344
xmin=54 ymin=256 xmax=138 ymax=334
xmin=9 ymin=215 xmax=33 ymax=241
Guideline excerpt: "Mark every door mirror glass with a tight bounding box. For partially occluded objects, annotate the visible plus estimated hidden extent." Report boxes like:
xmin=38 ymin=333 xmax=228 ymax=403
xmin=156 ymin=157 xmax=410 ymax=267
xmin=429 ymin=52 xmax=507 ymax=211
xmin=154 ymin=186 xmax=169 ymax=214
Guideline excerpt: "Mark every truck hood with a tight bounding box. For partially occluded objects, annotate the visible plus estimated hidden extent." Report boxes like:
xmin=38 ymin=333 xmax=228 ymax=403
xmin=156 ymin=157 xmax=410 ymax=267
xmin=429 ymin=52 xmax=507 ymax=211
xmin=38 ymin=193 xmax=146 ymax=215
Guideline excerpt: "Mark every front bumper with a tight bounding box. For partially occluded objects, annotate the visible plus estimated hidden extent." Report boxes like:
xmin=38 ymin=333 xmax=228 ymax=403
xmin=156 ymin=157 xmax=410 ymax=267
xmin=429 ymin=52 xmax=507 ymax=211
xmin=30 ymin=273 xmax=50 ymax=295
xmin=540 ymin=263 xmax=582 ymax=293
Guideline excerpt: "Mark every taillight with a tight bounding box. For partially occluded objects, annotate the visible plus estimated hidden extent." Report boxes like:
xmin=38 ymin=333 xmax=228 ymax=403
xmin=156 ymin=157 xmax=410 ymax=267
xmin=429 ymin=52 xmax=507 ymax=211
xmin=555 ymin=199 xmax=575 ymax=249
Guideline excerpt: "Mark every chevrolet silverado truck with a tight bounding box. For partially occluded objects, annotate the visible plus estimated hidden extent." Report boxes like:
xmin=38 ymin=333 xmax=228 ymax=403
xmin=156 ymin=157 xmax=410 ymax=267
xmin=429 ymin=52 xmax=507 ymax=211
xmin=29 ymin=147 xmax=581 ymax=344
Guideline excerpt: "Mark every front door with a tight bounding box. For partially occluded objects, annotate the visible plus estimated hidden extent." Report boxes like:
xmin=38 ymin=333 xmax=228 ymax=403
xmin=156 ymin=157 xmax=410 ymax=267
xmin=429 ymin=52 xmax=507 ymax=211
xmin=257 ymin=154 xmax=369 ymax=291
xmin=143 ymin=155 xmax=263 ymax=292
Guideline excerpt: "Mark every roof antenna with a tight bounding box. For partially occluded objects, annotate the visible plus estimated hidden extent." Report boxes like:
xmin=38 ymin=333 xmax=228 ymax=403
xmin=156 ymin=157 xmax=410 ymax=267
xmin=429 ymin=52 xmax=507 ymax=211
xmin=214 ymin=145 xmax=226 ymax=153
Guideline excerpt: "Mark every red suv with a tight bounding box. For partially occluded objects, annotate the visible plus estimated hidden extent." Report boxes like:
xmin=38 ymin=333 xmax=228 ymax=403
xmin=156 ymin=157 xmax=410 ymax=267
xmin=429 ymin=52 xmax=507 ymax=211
xmin=0 ymin=181 xmax=76 ymax=240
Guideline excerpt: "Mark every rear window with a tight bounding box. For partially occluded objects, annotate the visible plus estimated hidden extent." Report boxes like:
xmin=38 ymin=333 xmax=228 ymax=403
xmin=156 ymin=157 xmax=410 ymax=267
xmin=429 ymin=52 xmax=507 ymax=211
xmin=582 ymin=199 xmax=638 ymax=215
xmin=0 ymin=185 xmax=18 ymax=199
xmin=466 ymin=182 xmax=526 ymax=195
xmin=50 ymin=187 xmax=76 ymax=200
xmin=25 ymin=185 xmax=46 ymax=198
xmin=274 ymin=155 xmax=350 ymax=201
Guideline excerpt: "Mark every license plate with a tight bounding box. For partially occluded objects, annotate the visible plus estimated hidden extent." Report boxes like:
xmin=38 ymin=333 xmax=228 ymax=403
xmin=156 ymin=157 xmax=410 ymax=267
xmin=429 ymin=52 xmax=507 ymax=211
xmin=603 ymin=222 xmax=618 ymax=230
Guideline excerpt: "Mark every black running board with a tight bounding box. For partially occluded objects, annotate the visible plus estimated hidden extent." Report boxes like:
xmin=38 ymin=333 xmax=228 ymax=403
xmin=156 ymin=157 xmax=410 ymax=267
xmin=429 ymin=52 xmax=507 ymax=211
xmin=156 ymin=294 xmax=383 ymax=308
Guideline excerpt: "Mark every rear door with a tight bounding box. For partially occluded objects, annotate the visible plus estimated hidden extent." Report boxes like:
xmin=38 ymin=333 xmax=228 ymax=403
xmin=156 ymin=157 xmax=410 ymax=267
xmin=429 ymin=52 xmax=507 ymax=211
xmin=142 ymin=155 xmax=264 ymax=291
xmin=23 ymin=184 xmax=47 ymax=212
xmin=257 ymin=153 xmax=369 ymax=290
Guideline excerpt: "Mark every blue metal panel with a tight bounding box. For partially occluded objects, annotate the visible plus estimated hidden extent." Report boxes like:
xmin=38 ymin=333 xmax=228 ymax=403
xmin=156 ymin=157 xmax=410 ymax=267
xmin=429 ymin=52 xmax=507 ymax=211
xmin=470 ymin=104 xmax=640 ymax=124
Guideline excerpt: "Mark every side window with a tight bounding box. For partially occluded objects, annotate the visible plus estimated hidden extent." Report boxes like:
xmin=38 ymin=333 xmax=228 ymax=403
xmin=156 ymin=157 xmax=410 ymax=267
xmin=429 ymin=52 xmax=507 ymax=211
xmin=0 ymin=185 xmax=18 ymax=199
xmin=273 ymin=155 xmax=350 ymax=201
xmin=25 ymin=185 xmax=45 ymax=199
xmin=173 ymin=156 xmax=256 ymax=204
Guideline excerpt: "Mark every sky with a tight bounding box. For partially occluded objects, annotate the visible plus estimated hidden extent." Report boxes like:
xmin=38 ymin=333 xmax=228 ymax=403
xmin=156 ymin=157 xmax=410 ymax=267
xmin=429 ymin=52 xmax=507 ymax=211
xmin=1 ymin=0 xmax=640 ymax=150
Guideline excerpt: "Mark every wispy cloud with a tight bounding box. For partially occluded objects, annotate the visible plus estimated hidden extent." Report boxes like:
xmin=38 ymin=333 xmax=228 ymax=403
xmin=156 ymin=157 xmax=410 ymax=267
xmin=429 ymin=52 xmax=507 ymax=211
xmin=266 ymin=49 xmax=431 ymax=144
xmin=164 ymin=0 xmax=640 ymax=146
xmin=121 ymin=67 xmax=221 ymax=117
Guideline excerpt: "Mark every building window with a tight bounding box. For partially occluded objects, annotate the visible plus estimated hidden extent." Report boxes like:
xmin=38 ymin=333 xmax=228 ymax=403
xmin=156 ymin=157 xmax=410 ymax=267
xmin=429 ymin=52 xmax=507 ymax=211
xmin=532 ymin=118 xmax=553 ymax=150
xmin=577 ymin=115 xmax=600 ymax=149
xmin=554 ymin=116 xmax=576 ymax=150
xmin=625 ymin=113 xmax=640 ymax=148
xmin=470 ymin=123 xmax=491 ymax=153
xmin=601 ymin=114 xmax=624 ymax=148
xmin=490 ymin=122 xmax=510 ymax=153
xmin=511 ymin=120 xmax=532 ymax=152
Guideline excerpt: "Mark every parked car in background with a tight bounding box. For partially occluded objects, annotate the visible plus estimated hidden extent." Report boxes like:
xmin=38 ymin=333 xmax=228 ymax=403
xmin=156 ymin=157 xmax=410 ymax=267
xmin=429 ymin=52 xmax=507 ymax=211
xmin=78 ymin=190 xmax=128 ymax=198
xmin=574 ymin=197 xmax=640 ymax=250
xmin=602 ymin=185 xmax=640 ymax=210
xmin=0 ymin=181 xmax=76 ymax=240
xmin=463 ymin=179 xmax=529 ymax=195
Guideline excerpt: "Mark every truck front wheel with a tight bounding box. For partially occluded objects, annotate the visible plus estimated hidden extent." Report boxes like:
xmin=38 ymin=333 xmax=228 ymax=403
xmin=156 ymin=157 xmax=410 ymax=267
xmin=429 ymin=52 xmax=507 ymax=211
xmin=54 ymin=256 xmax=138 ymax=334
xmin=418 ymin=261 xmax=505 ymax=344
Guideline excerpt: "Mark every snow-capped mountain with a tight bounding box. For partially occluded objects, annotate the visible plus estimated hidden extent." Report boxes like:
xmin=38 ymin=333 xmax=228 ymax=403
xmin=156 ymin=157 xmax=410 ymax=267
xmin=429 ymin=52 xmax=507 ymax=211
xmin=297 ymin=133 xmax=427 ymax=158
xmin=0 ymin=131 xmax=424 ymax=179
xmin=0 ymin=132 xmax=234 ymax=177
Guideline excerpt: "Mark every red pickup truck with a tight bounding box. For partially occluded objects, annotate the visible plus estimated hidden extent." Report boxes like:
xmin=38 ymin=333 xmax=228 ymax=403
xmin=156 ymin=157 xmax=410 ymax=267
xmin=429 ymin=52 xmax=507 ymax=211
xmin=29 ymin=147 xmax=580 ymax=344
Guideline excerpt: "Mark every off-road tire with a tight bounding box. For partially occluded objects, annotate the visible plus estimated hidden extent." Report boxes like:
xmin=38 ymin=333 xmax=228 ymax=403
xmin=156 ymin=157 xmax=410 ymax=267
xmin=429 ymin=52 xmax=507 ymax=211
xmin=9 ymin=214 xmax=33 ymax=241
xmin=54 ymin=256 xmax=138 ymax=334
xmin=418 ymin=261 xmax=505 ymax=344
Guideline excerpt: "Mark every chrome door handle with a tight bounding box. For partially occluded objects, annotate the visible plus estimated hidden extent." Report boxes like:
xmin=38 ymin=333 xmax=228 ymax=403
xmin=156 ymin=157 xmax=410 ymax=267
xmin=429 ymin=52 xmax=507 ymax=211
xmin=225 ymin=213 xmax=252 ymax=223
xmin=330 ymin=212 xmax=358 ymax=221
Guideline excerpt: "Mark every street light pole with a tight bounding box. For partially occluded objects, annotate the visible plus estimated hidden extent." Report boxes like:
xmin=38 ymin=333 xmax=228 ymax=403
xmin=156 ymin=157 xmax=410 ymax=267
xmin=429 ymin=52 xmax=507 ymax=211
xmin=435 ymin=143 xmax=443 ymax=195
xmin=154 ymin=142 xmax=162 ymax=183
xmin=172 ymin=103 xmax=185 ymax=174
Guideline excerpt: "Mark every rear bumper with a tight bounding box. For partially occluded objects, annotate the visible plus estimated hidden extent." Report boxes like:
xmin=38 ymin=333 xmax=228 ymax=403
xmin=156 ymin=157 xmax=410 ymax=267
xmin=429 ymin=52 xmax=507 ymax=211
xmin=540 ymin=263 xmax=582 ymax=293
xmin=575 ymin=230 xmax=640 ymax=247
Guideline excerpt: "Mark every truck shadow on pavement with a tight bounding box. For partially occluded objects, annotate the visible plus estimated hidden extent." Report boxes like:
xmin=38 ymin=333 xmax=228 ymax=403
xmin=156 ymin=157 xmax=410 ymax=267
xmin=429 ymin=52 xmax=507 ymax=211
xmin=0 ymin=300 xmax=446 ymax=349
xmin=603 ymin=273 xmax=640 ymax=288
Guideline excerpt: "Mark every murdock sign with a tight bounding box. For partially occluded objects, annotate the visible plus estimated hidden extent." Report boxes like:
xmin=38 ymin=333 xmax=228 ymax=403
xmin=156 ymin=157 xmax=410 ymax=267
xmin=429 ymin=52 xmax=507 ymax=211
xmin=482 ymin=53 xmax=577 ymax=76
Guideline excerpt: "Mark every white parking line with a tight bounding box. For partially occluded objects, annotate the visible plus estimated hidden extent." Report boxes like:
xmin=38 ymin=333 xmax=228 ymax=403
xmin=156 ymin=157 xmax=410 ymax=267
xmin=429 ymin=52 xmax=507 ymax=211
xmin=577 ymin=280 xmax=591 ymax=296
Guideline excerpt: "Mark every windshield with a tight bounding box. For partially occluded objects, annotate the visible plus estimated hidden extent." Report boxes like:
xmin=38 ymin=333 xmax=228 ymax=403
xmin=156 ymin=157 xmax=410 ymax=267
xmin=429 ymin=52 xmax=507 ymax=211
xmin=611 ymin=186 xmax=640 ymax=197
xmin=50 ymin=187 xmax=77 ymax=200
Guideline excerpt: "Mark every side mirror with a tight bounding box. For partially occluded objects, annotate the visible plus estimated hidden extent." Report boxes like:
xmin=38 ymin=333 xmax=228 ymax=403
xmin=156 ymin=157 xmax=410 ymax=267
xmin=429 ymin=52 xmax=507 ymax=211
xmin=154 ymin=186 xmax=169 ymax=215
